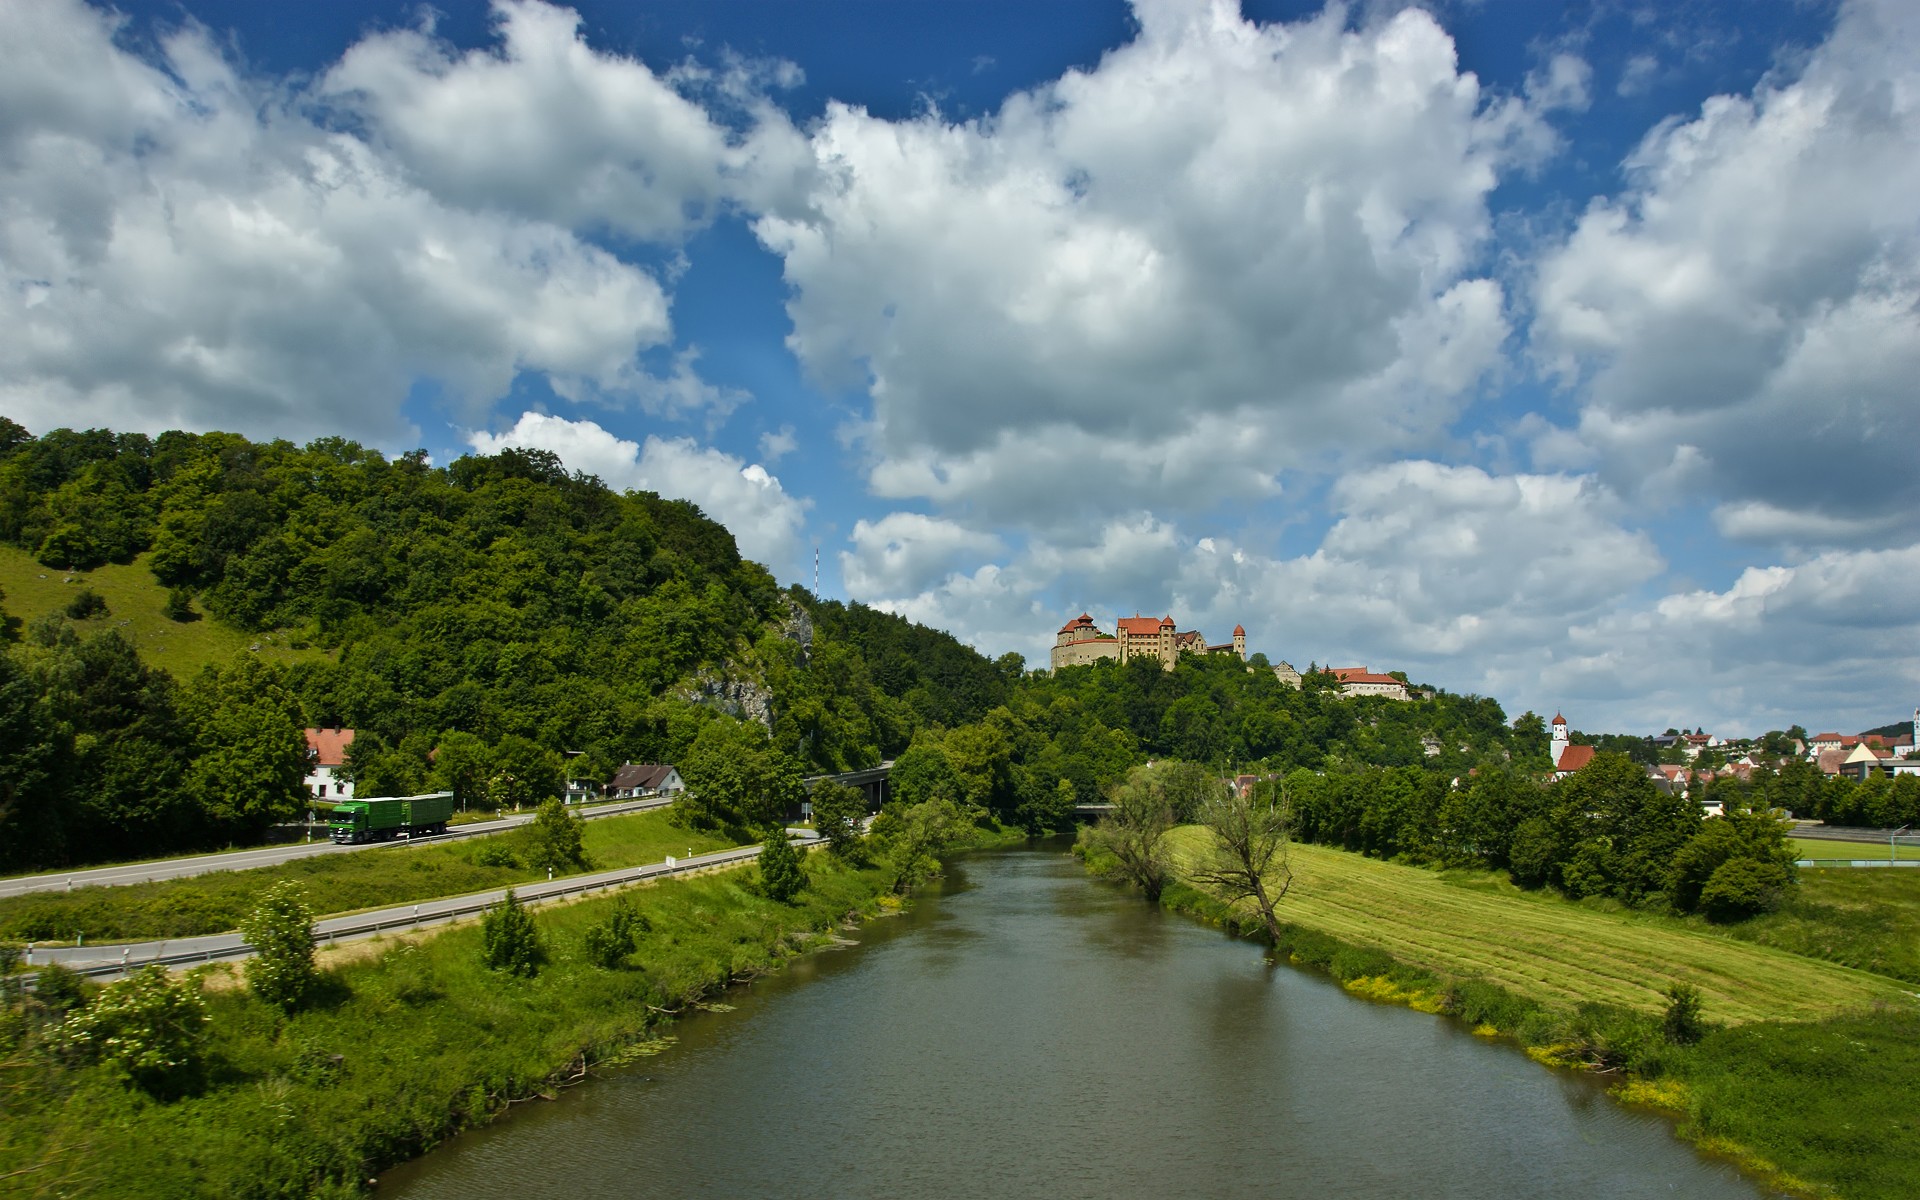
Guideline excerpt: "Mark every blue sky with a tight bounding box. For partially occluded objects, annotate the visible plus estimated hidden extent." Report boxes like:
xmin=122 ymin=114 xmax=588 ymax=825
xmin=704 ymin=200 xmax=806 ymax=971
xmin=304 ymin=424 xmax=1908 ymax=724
xmin=2 ymin=0 xmax=1915 ymax=737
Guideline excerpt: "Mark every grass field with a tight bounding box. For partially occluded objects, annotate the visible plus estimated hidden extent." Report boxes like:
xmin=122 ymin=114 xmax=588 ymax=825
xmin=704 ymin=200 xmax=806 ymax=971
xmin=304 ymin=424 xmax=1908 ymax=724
xmin=0 ymin=544 xmax=322 ymax=677
xmin=1786 ymin=835 xmax=1910 ymax=862
xmin=0 ymin=810 xmax=738 ymax=942
xmin=1165 ymin=829 xmax=1911 ymax=1024
xmin=1725 ymin=865 xmax=1920 ymax=985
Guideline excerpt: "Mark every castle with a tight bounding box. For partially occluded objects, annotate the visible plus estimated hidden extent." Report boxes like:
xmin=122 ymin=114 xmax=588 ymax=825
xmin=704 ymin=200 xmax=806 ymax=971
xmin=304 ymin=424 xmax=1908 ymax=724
xmin=1051 ymin=612 xmax=1245 ymax=672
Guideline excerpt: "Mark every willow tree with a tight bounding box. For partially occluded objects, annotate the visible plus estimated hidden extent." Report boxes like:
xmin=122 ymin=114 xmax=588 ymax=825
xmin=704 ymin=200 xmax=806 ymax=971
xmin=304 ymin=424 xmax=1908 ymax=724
xmin=1192 ymin=781 xmax=1293 ymax=944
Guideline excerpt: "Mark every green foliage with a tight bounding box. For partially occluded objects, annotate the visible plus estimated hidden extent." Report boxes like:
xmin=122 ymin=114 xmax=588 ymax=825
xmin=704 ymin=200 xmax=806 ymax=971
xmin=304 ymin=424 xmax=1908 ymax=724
xmin=480 ymin=889 xmax=543 ymax=977
xmin=161 ymin=586 xmax=197 ymax=622
xmin=50 ymin=965 xmax=209 ymax=1095
xmin=871 ymin=798 xmax=964 ymax=893
xmin=579 ymin=897 xmax=649 ymax=969
xmin=676 ymin=718 xmax=805 ymax=832
xmin=757 ymin=828 xmax=806 ymax=903
xmin=809 ymin=780 xmax=868 ymax=860
xmin=523 ymin=798 xmax=589 ymax=874
xmin=1669 ymin=808 xmax=1797 ymax=915
xmin=178 ymin=654 xmax=309 ymax=839
xmin=64 ymin=588 xmax=108 ymax=620
xmin=1663 ymin=982 xmax=1706 ymax=1045
xmin=31 ymin=960 xmax=94 ymax=1014
xmin=1700 ymin=857 xmax=1792 ymax=923
xmin=238 ymin=881 xmax=318 ymax=1010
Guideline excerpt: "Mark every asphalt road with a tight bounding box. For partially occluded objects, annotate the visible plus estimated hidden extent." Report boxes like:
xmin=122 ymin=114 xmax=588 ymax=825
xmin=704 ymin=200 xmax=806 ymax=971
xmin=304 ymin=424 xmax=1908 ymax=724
xmin=0 ymin=798 xmax=673 ymax=898
xmin=27 ymin=833 xmax=819 ymax=982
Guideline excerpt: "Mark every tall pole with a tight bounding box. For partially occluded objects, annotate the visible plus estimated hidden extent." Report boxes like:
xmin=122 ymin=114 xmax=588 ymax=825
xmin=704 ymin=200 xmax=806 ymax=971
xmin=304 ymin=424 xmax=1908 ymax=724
xmin=814 ymin=546 xmax=820 ymax=597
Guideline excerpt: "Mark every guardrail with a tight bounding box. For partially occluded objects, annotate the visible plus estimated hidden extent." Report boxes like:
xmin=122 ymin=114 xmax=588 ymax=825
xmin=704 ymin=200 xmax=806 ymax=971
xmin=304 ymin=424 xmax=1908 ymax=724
xmin=1794 ymin=858 xmax=1920 ymax=869
xmin=52 ymin=836 xmax=811 ymax=983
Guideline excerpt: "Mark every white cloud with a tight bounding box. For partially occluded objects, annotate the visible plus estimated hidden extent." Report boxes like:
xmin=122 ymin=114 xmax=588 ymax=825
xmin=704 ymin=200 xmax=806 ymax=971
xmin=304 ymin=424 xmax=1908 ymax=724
xmin=841 ymin=512 xmax=1004 ymax=597
xmin=0 ymin=0 xmax=746 ymax=446
xmin=758 ymin=424 xmax=798 ymax=463
xmin=320 ymin=0 xmax=735 ymax=242
xmin=1532 ymin=0 xmax=1920 ymax=546
xmin=467 ymin=412 xmax=809 ymax=572
xmin=755 ymin=1 xmax=1549 ymax=521
xmin=1617 ymin=53 xmax=1659 ymax=97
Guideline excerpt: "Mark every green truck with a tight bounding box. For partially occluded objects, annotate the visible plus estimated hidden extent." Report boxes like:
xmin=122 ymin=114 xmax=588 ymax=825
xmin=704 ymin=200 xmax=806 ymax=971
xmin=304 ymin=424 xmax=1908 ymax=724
xmin=327 ymin=792 xmax=457 ymax=844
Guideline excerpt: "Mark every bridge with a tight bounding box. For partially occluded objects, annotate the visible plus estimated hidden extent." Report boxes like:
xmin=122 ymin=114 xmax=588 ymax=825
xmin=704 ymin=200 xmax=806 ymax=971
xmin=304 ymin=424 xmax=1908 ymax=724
xmin=803 ymin=761 xmax=893 ymax=815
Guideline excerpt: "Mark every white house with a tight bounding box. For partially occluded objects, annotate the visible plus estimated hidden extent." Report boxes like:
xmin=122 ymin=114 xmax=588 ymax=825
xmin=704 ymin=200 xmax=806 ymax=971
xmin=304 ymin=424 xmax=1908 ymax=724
xmin=304 ymin=727 xmax=355 ymax=800
xmin=607 ymin=762 xmax=686 ymax=799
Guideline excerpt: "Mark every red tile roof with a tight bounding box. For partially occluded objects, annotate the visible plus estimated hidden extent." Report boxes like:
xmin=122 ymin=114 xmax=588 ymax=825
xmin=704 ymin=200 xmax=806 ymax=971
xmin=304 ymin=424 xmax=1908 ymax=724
xmin=1556 ymin=745 xmax=1596 ymax=773
xmin=1551 ymin=712 xmax=1567 ymax=726
xmin=1116 ymin=616 xmax=1168 ymax=636
xmin=305 ymin=727 xmax=355 ymax=767
xmin=1058 ymin=613 xmax=1099 ymax=634
xmin=1233 ymin=624 xmax=1245 ymax=636
xmin=1332 ymin=668 xmax=1402 ymax=685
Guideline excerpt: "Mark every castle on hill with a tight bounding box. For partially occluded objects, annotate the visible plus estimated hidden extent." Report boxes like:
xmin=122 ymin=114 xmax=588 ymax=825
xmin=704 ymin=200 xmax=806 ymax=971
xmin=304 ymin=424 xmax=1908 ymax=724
xmin=1051 ymin=612 xmax=1245 ymax=672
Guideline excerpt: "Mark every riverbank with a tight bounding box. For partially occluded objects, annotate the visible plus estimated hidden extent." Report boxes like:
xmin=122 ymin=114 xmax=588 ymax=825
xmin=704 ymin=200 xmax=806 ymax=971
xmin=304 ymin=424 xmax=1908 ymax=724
xmin=0 ymin=853 xmax=898 ymax=1198
xmin=1078 ymin=832 xmax=1920 ymax=1200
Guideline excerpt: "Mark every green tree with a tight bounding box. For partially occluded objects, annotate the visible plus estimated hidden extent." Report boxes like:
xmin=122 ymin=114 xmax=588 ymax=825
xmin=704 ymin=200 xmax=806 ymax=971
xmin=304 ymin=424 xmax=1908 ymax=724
xmin=677 ymin=718 xmax=806 ymax=832
xmin=758 ymin=827 xmax=806 ymax=903
xmin=480 ymin=889 xmax=543 ymax=977
xmin=63 ymin=589 xmax=108 ymax=620
xmin=239 ymin=881 xmax=318 ymax=1010
xmin=1663 ymin=982 xmax=1707 ymax=1045
xmin=1192 ymin=780 xmax=1294 ymax=944
xmin=872 ymin=797 xmax=964 ymax=894
xmin=1700 ymin=857 xmax=1792 ymax=922
xmin=162 ymin=586 xmax=197 ymax=623
xmin=178 ymin=655 xmax=308 ymax=838
xmin=523 ymin=798 xmax=588 ymax=874
xmin=51 ymin=965 xmax=209 ymax=1095
xmin=430 ymin=731 xmax=492 ymax=811
xmin=579 ymin=897 xmax=648 ymax=969
xmin=1088 ymin=767 xmax=1177 ymax=901
xmin=809 ymin=780 xmax=868 ymax=861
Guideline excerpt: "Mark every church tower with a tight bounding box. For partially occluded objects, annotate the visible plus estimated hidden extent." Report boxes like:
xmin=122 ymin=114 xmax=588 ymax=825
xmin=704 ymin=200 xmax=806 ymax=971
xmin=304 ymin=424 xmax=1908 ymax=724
xmin=1232 ymin=624 xmax=1246 ymax=660
xmin=1550 ymin=713 xmax=1569 ymax=769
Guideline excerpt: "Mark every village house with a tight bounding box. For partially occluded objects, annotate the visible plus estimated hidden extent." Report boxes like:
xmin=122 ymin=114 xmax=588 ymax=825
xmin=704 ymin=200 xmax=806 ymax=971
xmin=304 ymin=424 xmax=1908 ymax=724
xmin=606 ymin=762 xmax=686 ymax=800
xmin=1549 ymin=713 xmax=1596 ymax=778
xmin=1329 ymin=667 xmax=1413 ymax=702
xmin=303 ymin=726 xmax=355 ymax=800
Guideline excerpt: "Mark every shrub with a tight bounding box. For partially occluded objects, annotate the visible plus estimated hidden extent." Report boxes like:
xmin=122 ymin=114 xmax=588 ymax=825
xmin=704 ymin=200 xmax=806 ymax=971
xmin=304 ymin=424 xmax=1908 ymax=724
xmin=163 ymin=587 xmax=198 ymax=622
xmin=240 ymin=881 xmax=318 ymax=1010
xmin=758 ymin=828 xmax=806 ymax=904
xmin=470 ymin=839 xmax=520 ymax=869
xmin=1700 ymin=857 xmax=1791 ymax=922
xmin=1663 ymin=982 xmax=1706 ymax=1045
xmin=522 ymin=799 xmax=587 ymax=874
xmin=50 ymin=965 xmax=209 ymax=1095
xmin=480 ymin=889 xmax=543 ymax=977
xmin=32 ymin=962 xmax=94 ymax=1014
xmin=580 ymin=897 xmax=650 ymax=969
xmin=64 ymin=589 xmax=108 ymax=620
xmin=810 ymin=781 xmax=868 ymax=861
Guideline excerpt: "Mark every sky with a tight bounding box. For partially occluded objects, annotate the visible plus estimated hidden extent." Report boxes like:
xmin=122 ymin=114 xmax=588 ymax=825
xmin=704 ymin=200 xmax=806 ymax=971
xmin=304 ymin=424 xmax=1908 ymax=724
xmin=2 ymin=0 xmax=1916 ymax=738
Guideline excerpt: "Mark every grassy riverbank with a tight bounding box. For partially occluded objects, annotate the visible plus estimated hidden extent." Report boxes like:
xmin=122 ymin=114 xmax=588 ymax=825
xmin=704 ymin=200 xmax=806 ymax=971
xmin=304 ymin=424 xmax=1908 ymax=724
xmin=1085 ymin=830 xmax=1920 ymax=1199
xmin=0 ymin=853 xmax=896 ymax=1198
xmin=0 ymin=811 xmax=737 ymax=942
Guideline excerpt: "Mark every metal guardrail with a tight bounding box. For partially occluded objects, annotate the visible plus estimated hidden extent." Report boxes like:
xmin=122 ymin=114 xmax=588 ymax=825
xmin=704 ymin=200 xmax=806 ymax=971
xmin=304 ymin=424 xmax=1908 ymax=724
xmin=51 ymin=836 xmax=812 ymax=983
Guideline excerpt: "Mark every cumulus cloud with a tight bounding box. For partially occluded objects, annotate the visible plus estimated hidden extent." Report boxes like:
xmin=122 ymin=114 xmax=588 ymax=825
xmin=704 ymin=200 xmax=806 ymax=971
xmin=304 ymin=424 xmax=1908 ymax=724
xmin=0 ymin=0 xmax=746 ymax=445
xmin=841 ymin=512 xmax=1003 ymax=597
xmin=1532 ymin=0 xmax=1920 ymax=546
xmin=467 ymin=412 xmax=809 ymax=571
xmin=755 ymin=1 xmax=1550 ymax=522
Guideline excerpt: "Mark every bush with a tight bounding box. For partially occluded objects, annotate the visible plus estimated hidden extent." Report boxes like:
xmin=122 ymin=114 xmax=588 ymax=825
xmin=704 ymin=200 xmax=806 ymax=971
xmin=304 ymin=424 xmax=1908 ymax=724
xmin=32 ymin=961 xmax=95 ymax=1014
xmin=1663 ymin=982 xmax=1706 ymax=1045
xmin=522 ymin=799 xmax=588 ymax=874
xmin=1700 ymin=857 xmax=1791 ymax=922
xmin=50 ymin=965 xmax=209 ymax=1095
xmin=810 ymin=781 xmax=868 ymax=862
xmin=163 ymin=587 xmax=198 ymax=622
xmin=470 ymin=839 xmax=520 ymax=869
xmin=64 ymin=589 xmax=108 ymax=620
xmin=240 ymin=881 xmax=318 ymax=1010
xmin=758 ymin=828 xmax=806 ymax=903
xmin=480 ymin=889 xmax=543 ymax=977
xmin=580 ymin=897 xmax=650 ymax=969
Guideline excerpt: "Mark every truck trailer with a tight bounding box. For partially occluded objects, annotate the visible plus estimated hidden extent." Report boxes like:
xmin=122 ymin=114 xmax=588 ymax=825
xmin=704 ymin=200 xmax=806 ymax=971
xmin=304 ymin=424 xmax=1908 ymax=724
xmin=328 ymin=792 xmax=457 ymax=844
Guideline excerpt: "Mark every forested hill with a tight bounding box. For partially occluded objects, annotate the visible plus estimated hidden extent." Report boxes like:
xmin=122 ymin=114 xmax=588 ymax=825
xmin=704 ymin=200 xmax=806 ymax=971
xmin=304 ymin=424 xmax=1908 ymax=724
xmin=0 ymin=422 xmax=1009 ymax=869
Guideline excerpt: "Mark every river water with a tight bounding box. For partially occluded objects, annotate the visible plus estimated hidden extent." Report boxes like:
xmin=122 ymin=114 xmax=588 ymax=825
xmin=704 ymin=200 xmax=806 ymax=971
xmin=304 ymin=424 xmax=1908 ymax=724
xmin=381 ymin=846 xmax=1773 ymax=1199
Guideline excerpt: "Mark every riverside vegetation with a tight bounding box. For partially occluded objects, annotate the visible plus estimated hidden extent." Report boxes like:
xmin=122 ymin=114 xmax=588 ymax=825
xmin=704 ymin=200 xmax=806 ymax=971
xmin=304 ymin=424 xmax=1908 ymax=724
xmin=4 ymin=421 xmax=1916 ymax=1196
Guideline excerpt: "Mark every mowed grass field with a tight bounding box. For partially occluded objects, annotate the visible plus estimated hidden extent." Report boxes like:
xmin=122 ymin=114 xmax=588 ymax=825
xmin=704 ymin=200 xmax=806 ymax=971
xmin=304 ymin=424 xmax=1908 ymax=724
xmin=1166 ymin=829 xmax=1912 ymax=1024
xmin=0 ymin=809 xmax=738 ymax=942
xmin=1787 ymin=835 xmax=1907 ymax=862
xmin=0 ymin=544 xmax=322 ymax=677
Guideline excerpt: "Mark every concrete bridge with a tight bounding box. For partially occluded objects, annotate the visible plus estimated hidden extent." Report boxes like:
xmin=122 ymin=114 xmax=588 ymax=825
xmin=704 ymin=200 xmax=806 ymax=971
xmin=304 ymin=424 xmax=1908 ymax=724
xmin=803 ymin=761 xmax=893 ymax=815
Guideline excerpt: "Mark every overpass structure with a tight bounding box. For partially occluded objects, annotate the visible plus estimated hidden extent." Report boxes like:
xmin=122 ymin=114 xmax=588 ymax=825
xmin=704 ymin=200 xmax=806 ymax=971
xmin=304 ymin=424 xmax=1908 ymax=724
xmin=803 ymin=762 xmax=893 ymax=814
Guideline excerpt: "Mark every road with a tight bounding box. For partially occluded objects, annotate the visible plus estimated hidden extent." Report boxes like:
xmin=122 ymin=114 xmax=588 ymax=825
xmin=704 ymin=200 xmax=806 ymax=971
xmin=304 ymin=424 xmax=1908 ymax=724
xmin=28 ymin=832 xmax=821 ymax=982
xmin=0 ymin=798 xmax=673 ymax=898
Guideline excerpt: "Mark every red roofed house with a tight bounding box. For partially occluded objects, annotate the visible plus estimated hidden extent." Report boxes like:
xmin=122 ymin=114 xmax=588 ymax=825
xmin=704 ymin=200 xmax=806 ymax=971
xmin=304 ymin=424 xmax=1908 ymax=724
xmin=1329 ymin=667 xmax=1412 ymax=702
xmin=304 ymin=727 xmax=355 ymax=800
xmin=1548 ymin=713 xmax=1595 ymax=777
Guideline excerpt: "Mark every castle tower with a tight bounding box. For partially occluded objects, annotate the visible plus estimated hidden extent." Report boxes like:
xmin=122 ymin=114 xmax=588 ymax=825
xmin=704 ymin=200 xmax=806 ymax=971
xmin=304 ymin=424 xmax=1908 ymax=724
xmin=1232 ymin=624 xmax=1246 ymax=661
xmin=1160 ymin=614 xmax=1175 ymax=669
xmin=1550 ymin=712 xmax=1569 ymax=769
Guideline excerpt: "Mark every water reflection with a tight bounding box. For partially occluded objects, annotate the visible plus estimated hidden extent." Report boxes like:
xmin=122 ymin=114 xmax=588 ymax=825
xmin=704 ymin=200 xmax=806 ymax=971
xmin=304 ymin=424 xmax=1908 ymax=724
xmin=381 ymin=846 xmax=1776 ymax=1200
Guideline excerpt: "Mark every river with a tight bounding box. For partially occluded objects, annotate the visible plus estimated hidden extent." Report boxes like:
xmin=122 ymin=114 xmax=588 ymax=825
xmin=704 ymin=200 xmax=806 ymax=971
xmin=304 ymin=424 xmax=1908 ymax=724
xmin=380 ymin=845 xmax=1774 ymax=1199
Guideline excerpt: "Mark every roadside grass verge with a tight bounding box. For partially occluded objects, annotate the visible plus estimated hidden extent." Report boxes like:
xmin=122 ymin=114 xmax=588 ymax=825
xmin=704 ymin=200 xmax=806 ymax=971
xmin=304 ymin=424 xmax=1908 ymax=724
xmin=0 ymin=855 xmax=894 ymax=1199
xmin=0 ymin=545 xmax=321 ymax=678
xmin=1786 ymin=836 xmax=1906 ymax=862
xmin=0 ymin=811 xmax=736 ymax=942
xmin=1160 ymin=830 xmax=1905 ymax=1023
